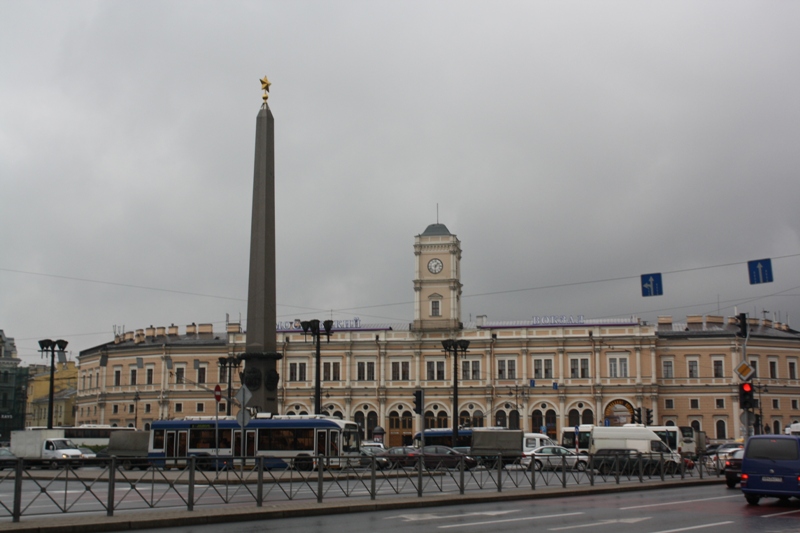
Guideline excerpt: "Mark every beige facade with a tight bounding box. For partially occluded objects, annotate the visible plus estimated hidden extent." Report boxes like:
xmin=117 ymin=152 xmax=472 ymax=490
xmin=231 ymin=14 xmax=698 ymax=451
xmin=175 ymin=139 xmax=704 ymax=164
xmin=75 ymin=224 xmax=800 ymax=448
xmin=26 ymin=361 xmax=77 ymax=427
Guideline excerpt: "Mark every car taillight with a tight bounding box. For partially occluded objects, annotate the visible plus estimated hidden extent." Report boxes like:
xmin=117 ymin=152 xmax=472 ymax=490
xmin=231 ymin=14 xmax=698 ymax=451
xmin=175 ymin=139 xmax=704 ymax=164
xmin=725 ymin=460 xmax=731 ymax=467
xmin=741 ymin=473 xmax=748 ymax=487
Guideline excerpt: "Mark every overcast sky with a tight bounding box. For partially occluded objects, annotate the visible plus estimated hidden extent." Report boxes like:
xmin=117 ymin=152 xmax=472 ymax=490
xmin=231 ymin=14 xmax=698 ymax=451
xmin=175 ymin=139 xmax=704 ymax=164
xmin=2 ymin=1 xmax=800 ymax=365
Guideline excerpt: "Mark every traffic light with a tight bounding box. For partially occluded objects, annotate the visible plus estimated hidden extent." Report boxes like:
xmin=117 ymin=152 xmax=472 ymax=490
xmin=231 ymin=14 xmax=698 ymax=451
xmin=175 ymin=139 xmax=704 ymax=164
xmin=645 ymin=408 xmax=653 ymax=426
xmin=739 ymin=382 xmax=754 ymax=409
xmin=737 ymin=313 xmax=748 ymax=338
xmin=632 ymin=407 xmax=642 ymax=424
xmin=413 ymin=389 xmax=424 ymax=415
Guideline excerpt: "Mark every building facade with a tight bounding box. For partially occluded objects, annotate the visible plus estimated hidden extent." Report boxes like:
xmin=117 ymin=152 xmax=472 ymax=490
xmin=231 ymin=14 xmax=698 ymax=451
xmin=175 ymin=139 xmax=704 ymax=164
xmin=0 ymin=331 xmax=28 ymax=443
xmin=25 ymin=361 xmax=77 ymax=428
xmin=75 ymin=224 xmax=800 ymax=447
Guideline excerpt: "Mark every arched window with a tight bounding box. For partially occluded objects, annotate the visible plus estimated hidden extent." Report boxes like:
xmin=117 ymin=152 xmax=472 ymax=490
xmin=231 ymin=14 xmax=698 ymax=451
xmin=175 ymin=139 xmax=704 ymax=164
xmin=367 ymin=411 xmax=378 ymax=439
xmin=389 ymin=411 xmax=401 ymax=429
xmin=472 ymin=410 xmax=484 ymax=428
xmin=665 ymin=420 xmax=675 ymax=426
xmin=436 ymin=411 xmax=448 ymax=428
xmin=425 ymin=410 xmax=436 ymax=429
xmin=354 ymin=411 xmax=366 ymax=439
xmin=715 ymin=419 xmax=727 ymax=440
xmin=582 ymin=410 xmax=594 ymax=425
xmin=545 ymin=409 xmax=557 ymax=439
xmin=509 ymin=410 xmax=520 ymax=430
xmin=568 ymin=409 xmax=580 ymax=427
xmin=401 ymin=412 xmax=413 ymax=429
xmin=460 ymin=410 xmax=471 ymax=428
xmin=691 ymin=420 xmax=701 ymax=433
xmin=333 ymin=411 xmax=343 ymax=419
xmin=495 ymin=410 xmax=507 ymax=428
xmin=144 ymin=422 xmax=151 ymax=431
xmin=532 ymin=410 xmax=544 ymax=433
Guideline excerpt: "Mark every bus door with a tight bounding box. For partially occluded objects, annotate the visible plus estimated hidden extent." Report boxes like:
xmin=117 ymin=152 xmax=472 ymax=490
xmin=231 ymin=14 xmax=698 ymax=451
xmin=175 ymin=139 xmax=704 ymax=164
xmin=166 ymin=431 xmax=177 ymax=458
xmin=177 ymin=431 xmax=187 ymax=457
xmin=233 ymin=430 xmax=256 ymax=462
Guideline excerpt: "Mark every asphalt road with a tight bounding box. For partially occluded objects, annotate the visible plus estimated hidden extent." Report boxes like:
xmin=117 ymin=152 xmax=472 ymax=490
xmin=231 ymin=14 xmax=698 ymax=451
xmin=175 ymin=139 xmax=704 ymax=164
xmin=140 ymin=484 xmax=800 ymax=533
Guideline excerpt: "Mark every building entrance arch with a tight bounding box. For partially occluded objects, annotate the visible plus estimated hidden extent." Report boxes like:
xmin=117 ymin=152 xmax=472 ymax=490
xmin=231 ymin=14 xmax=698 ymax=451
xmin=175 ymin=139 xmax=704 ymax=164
xmin=603 ymin=399 xmax=634 ymax=426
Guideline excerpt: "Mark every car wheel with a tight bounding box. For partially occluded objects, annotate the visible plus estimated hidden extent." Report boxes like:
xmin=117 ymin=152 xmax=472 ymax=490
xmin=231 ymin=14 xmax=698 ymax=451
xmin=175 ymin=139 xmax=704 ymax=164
xmin=745 ymin=494 xmax=760 ymax=506
xmin=122 ymin=459 xmax=133 ymax=471
xmin=726 ymin=478 xmax=737 ymax=488
xmin=534 ymin=460 xmax=543 ymax=471
xmin=575 ymin=461 xmax=587 ymax=472
xmin=49 ymin=460 xmax=59 ymax=470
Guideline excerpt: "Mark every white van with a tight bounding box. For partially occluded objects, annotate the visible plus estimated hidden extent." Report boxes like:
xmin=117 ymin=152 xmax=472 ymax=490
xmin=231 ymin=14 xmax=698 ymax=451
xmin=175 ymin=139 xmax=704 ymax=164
xmin=590 ymin=425 xmax=681 ymax=472
xmin=522 ymin=433 xmax=556 ymax=454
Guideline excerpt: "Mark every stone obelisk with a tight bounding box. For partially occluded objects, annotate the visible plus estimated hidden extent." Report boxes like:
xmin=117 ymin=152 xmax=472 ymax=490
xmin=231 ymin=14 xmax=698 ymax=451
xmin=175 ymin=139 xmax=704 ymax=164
xmin=241 ymin=76 xmax=282 ymax=414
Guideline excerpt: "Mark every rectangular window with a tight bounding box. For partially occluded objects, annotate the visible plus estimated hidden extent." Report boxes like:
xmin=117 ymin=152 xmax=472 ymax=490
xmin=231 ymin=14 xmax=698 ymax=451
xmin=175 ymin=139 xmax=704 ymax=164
xmin=619 ymin=358 xmax=628 ymax=378
xmin=498 ymin=359 xmax=516 ymax=380
xmin=114 ymin=368 xmax=122 ymax=386
xmin=220 ymin=365 xmax=228 ymax=384
xmin=128 ymin=404 xmax=134 ymax=413
xmin=391 ymin=361 xmax=409 ymax=381
xmin=663 ymin=360 xmax=674 ymax=379
xmin=580 ymin=358 xmax=590 ymax=378
xmin=197 ymin=403 xmax=205 ymax=413
xmin=750 ymin=359 xmax=758 ymax=378
xmin=175 ymin=367 xmax=185 ymax=384
xmin=713 ymin=360 xmax=724 ymax=378
xmin=609 ymin=358 xmax=618 ymax=378
xmin=197 ymin=366 xmax=207 ymax=384
xmin=665 ymin=399 xmax=674 ymax=409
xmin=534 ymin=359 xmax=542 ymax=379
xmin=130 ymin=369 xmax=137 ymax=385
xmin=289 ymin=362 xmax=307 ymax=382
xmin=769 ymin=360 xmax=778 ymax=379
xmin=793 ymin=399 xmax=799 ymax=410
xmin=716 ymin=398 xmax=725 ymax=409
xmin=773 ymin=399 xmax=780 ymax=409
xmin=144 ymin=404 xmax=151 ymax=413
xmin=790 ymin=361 xmax=797 ymax=380
xmin=427 ymin=361 xmax=445 ymax=380
xmin=146 ymin=367 xmax=154 ymax=385
xmin=469 ymin=360 xmax=480 ymax=380
xmin=112 ymin=404 xmax=119 ymax=414
xmin=431 ymin=300 xmax=440 ymax=317
xmin=688 ymin=360 xmax=699 ymax=378
xmin=570 ymin=359 xmax=579 ymax=378
xmin=357 ymin=361 xmax=375 ymax=381
xmin=690 ymin=399 xmax=699 ymax=409
xmin=175 ymin=403 xmax=183 ymax=413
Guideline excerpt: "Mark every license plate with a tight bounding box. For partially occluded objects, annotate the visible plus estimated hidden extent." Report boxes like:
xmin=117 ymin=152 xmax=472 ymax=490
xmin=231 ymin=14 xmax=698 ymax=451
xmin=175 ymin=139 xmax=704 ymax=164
xmin=763 ymin=476 xmax=782 ymax=482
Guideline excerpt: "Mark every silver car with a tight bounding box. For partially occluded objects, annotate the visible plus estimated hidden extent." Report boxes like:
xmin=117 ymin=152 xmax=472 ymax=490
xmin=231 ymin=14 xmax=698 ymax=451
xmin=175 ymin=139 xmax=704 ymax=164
xmin=524 ymin=445 xmax=589 ymax=471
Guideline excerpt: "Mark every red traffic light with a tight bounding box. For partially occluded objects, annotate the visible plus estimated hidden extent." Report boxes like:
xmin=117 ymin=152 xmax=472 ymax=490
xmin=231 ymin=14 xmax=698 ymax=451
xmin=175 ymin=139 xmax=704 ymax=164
xmin=741 ymin=383 xmax=753 ymax=393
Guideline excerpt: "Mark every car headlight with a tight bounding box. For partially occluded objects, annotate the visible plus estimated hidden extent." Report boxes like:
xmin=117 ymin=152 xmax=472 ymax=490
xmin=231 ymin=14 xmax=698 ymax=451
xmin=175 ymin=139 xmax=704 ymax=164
xmin=61 ymin=454 xmax=70 ymax=459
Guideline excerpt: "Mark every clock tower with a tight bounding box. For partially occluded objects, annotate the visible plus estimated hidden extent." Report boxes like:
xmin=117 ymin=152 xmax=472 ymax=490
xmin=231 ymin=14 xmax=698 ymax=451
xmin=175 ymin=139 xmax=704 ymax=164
xmin=412 ymin=223 xmax=463 ymax=331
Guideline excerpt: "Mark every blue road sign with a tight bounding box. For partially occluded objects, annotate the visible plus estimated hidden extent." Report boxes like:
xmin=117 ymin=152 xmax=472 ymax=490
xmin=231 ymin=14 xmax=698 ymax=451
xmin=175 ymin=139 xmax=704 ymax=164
xmin=748 ymin=258 xmax=774 ymax=285
xmin=529 ymin=379 xmax=536 ymax=388
xmin=552 ymin=382 xmax=558 ymax=390
xmin=604 ymin=418 xmax=610 ymax=427
xmin=641 ymin=273 xmax=663 ymax=297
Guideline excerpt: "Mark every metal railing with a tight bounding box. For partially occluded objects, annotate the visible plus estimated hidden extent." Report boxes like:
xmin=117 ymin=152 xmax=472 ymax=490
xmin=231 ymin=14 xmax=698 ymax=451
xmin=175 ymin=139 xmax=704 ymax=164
xmin=0 ymin=452 xmax=722 ymax=523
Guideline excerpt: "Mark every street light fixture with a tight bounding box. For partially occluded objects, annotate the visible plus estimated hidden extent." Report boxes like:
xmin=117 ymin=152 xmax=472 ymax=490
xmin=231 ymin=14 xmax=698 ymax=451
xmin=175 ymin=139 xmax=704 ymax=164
xmin=441 ymin=338 xmax=470 ymax=448
xmin=38 ymin=339 xmax=68 ymax=430
xmin=301 ymin=319 xmax=334 ymax=415
xmin=218 ymin=355 xmax=243 ymax=416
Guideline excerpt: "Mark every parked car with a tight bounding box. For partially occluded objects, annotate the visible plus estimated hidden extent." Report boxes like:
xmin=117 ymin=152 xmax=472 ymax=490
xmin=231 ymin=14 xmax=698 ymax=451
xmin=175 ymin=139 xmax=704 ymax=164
xmin=375 ymin=446 xmax=417 ymax=467
xmin=79 ymin=447 xmax=97 ymax=460
xmin=359 ymin=446 xmax=390 ymax=469
xmin=724 ymin=448 xmax=744 ymax=487
xmin=703 ymin=442 xmax=744 ymax=472
xmin=524 ymin=445 xmax=588 ymax=471
xmin=409 ymin=446 xmax=478 ymax=470
xmin=0 ymin=448 xmax=17 ymax=470
xmin=361 ymin=441 xmax=385 ymax=450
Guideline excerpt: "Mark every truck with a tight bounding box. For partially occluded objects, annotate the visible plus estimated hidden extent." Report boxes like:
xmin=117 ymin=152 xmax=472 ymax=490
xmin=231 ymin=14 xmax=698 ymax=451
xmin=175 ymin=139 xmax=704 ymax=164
xmin=469 ymin=428 xmax=524 ymax=464
xmin=105 ymin=430 xmax=151 ymax=470
xmin=10 ymin=429 xmax=83 ymax=469
xmin=589 ymin=425 xmax=682 ymax=474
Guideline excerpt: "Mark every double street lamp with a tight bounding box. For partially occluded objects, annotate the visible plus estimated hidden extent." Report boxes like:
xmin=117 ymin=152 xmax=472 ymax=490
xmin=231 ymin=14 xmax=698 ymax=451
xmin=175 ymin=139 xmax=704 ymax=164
xmin=441 ymin=338 xmax=470 ymax=448
xmin=217 ymin=355 xmax=243 ymax=416
xmin=301 ymin=319 xmax=333 ymax=415
xmin=37 ymin=339 xmax=68 ymax=429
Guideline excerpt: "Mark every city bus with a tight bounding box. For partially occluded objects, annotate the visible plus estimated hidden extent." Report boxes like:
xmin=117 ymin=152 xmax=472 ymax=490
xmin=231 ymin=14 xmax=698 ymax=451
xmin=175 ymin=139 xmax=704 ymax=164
xmin=148 ymin=414 xmax=361 ymax=470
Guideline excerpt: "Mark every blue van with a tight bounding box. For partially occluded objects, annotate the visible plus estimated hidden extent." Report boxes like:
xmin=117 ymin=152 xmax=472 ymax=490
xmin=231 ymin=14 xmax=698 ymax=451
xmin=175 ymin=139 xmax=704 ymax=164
xmin=740 ymin=435 xmax=800 ymax=505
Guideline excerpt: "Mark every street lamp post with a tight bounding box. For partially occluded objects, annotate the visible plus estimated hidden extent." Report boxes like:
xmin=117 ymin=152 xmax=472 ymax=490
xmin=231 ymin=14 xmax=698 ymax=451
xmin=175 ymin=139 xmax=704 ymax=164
xmin=133 ymin=391 xmax=140 ymax=429
xmin=442 ymin=339 xmax=470 ymax=448
xmin=218 ymin=355 xmax=242 ymax=416
xmin=301 ymin=319 xmax=334 ymax=415
xmin=38 ymin=339 xmax=68 ymax=430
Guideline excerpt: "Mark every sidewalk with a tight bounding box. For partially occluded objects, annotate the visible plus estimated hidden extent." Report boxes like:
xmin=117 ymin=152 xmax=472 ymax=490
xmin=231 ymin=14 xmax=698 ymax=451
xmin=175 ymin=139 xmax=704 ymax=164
xmin=0 ymin=477 xmax=725 ymax=533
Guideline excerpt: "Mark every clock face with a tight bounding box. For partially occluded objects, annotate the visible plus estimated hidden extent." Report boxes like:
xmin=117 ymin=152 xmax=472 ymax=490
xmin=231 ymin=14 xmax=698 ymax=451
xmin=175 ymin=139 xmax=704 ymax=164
xmin=427 ymin=258 xmax=444 ymax=274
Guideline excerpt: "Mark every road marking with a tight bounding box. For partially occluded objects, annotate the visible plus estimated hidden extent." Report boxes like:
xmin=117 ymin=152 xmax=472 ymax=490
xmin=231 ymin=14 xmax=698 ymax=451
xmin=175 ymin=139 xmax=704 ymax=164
xmin=389 ymin=510 xmax=518 ymax=521
xmin=620 ymin=495 xmax=739 ymax=510
xmin=549 ymin=517 xmax=651 ymax=530
xmin=762 ymin=509 xmax=800 ymax=518
xmin=647 ymin=521 xmax=734 ymax=533
xmin=437 ymin=512 xmax=584 ymax=528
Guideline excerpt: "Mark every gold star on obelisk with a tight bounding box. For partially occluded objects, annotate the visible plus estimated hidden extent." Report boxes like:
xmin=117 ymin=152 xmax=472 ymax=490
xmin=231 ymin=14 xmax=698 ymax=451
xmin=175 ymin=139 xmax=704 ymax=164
xmin=260 ymin=75 xmax=271 ymax=102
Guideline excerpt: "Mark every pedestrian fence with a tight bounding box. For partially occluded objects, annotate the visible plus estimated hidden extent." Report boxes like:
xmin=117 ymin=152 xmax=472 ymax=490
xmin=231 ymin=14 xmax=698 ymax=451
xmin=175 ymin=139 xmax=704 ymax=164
xmin=0 ymin=453 xmax=726 ymax=523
